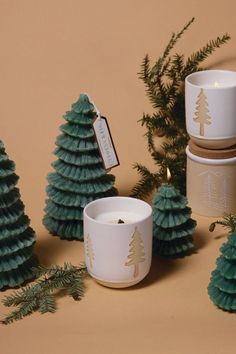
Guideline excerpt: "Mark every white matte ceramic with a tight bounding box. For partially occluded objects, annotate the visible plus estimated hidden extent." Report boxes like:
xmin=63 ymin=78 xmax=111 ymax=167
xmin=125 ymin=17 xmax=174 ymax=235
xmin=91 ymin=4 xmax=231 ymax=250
xmin=185 ymin=70 xmax=236 ymax=149
xmin=186 ymin=146 xmax=236 ymax=216
xmin=83 ymin=197 xmax=152 ymax=288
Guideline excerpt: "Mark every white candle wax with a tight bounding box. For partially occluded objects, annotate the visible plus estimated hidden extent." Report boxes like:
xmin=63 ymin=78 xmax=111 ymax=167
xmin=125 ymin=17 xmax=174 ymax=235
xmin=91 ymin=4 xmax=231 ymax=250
xmin=185 ymin=69 xmax=236 ymax=148
xmin=200 ymin=82 xmax=233 ymax=89
xmin=95 ymin=211 xmax=141 ymax=224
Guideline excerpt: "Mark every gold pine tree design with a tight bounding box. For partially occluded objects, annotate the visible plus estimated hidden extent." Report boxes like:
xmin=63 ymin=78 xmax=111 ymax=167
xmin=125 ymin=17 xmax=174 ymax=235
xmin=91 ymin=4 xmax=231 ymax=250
xmin=193 ymin=88 xmax=212 ymax=136
xmin=125 ymin=227 xmax=145 ymax=278
xmin=86 ymin=234 xmax=95 ymax=268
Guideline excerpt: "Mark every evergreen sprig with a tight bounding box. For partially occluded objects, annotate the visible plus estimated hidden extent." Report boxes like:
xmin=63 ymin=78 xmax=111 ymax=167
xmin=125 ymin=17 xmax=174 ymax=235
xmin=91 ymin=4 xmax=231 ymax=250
xmin=131 ymin=18 xmax=230 ymax=198
xmin=209 ymin=214 xmax=236 ymax=234
xmin=131 ymin=163 xmax=161 ymax=200
xmin=1 ymin=263 xmax=88 ymax=325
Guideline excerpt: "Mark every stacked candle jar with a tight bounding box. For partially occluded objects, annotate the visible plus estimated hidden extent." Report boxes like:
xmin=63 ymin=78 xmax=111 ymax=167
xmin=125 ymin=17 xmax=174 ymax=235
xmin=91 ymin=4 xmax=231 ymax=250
xmin=185 ymin=70 xmax=236 ymax=216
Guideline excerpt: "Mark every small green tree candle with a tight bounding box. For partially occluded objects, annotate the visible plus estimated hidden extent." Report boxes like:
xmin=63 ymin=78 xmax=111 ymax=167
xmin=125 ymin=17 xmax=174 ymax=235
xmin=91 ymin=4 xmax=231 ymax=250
xmin=152 ymin=169 xmax=196 ymax=258
xmin=0 ymin=141 xmax=37 ymax=289
xmin=43 ymin=94 xmax=118 ymax=241
xmin=208 ymin=215 xmax=236 ymax=312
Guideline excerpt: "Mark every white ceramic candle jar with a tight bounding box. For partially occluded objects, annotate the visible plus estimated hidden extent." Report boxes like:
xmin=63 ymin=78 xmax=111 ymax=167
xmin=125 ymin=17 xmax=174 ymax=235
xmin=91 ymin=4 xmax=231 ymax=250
xmin=186 ymin=140 xmax=236 ymax=216
xmin=83 ymin=196 xmax=152 ymax=288
xmin=185 ymin=70 xmax=236 ymax=149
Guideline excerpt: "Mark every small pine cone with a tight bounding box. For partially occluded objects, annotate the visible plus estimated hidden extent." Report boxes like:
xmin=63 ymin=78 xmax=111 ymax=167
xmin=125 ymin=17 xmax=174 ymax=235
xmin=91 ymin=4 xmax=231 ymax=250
xmin=209 ymin=222 xmax=216 ymax=232
xmin=72 ymin=294 xmax=81 ymax=301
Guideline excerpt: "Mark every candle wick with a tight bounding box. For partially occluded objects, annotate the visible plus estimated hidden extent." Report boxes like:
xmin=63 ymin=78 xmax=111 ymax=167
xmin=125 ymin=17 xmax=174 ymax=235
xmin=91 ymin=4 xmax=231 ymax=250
xmin=118 ymin=219 xmax=125 ymax=224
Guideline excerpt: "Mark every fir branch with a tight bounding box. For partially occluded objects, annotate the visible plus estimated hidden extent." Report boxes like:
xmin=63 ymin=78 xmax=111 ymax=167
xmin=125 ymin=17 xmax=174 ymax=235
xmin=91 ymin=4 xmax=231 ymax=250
xmin=1 ymin=263 xmax=88 ymax=325
xmin=140 ymin=54 xmax=151 ymax=86
xmin=167 ymin=53 xmax=185 ymax=78
xmin=133 ymin=19 xmax=230 ymax=199
xmin=130 ymin=164 xmax=160 ymax=200
xmin=139 ymin=113 xmax=155 ymax=128
xmin=139 ymin=19 xmax=195 ymax=111
xmin=145 ymin=129 xmax=156 ymax=154
xmin=181 ymin=33 xmax=231 ymax=79
xmin=1 ymin=299 xmax=39 ymax=324
xmin=140 ymin=112 xmax=169 ymax=132
xmin=150 ymin=17 xmax=195 ymax=77
xmin=162 ymin=135 xmax=189 ymax=155
xmin=38 ymin=293 xmax=56 ymax=314
xmin=209 ymin=214 xmax=236 ymax=234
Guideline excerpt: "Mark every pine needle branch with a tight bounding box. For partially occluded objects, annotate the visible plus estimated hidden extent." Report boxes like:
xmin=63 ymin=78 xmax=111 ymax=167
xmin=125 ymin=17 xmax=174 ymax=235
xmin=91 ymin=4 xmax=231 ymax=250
xmin=130 ymin=164 xmax=160 ymax=200
xmin=209 ymin=214 xmax=236 ymax=234
xmin=1 ymin=263 xmax=88 ymax=325
xmin=150 ymin=17 xmax=195 ymax=77
xmin=182 ymin=33 xmax=231 ymax=79
xmin=132 ymin=19 xmax=230 ymax=198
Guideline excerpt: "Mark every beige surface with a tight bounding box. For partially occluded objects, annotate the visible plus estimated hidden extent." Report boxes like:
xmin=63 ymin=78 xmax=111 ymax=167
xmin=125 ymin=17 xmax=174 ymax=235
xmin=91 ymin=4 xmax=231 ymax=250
xmin=1 ymin=1 xmax=236 ymax=353
xmin=0 ymin=216 xmax=234 ymax=354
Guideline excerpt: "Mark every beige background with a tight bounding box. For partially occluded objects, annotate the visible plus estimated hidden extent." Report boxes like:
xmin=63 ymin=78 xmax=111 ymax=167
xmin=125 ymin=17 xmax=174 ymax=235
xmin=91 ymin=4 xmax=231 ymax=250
xmin=0 ymin=1 xmax=236 ymax=353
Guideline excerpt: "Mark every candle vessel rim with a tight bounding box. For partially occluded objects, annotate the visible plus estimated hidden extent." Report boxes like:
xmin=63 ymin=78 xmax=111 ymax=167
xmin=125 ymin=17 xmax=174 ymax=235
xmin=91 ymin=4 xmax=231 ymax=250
xmin=83 ymin=196 xmax=152 ymax=226
xmin=185 ymin=69 xmax=236 ymax=88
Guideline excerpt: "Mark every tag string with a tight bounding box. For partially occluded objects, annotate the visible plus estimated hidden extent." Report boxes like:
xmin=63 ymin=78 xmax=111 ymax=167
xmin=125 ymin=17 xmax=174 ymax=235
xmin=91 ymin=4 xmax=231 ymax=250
xmin=84 ymin=93 xmax=101 ymax=120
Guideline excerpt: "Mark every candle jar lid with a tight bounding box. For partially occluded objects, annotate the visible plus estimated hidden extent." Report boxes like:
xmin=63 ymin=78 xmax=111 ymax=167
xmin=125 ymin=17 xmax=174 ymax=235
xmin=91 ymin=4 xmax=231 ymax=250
xmin=188 ymin=139 xmax=236 ymax=160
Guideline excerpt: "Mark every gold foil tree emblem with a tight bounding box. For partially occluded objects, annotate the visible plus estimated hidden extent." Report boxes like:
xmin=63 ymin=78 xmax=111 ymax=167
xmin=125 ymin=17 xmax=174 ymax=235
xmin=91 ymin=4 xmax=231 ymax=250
xmin=86 ymin=234 xmax=95 ymax=268
xmin=193 ymin=88 xmax=211 ymax=136
xmin=125 ymin=227 xmax=145 ymax=278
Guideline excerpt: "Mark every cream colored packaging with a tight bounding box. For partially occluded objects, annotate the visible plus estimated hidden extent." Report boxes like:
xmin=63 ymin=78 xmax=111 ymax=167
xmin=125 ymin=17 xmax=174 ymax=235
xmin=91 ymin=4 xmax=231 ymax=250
xmin=186 ymin=141 xmax=236 ymax=217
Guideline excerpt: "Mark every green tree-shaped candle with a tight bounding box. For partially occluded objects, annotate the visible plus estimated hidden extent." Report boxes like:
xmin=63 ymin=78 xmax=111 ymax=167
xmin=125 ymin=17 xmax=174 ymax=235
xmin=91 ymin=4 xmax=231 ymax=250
xmin=208 ymin=215 xmax=236 ymax=312
xmin=43 ymin=94 xmax=118 ymax=240
xmin=0 ymin=141 xmax=37 ymax=290
xmin=152 ymin=171 xmax=196 ymax=258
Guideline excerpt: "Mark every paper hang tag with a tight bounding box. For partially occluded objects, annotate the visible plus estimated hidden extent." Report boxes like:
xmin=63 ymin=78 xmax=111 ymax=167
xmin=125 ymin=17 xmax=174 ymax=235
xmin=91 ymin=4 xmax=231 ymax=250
xmin=93 ymin=116 xmax=120 ymax=171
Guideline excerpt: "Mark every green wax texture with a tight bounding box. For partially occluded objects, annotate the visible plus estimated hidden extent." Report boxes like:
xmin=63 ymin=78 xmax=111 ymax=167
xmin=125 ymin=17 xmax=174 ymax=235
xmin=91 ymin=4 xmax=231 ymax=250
xmin=208 ymin=231 xmax=236 ymax=312
xmin=0 ymin=141 xmax=38 ymax=290
xmin=43 ymin=93 xmax=118 ymax=241
xmin=152 ymin=183 xmax=196 ymax=258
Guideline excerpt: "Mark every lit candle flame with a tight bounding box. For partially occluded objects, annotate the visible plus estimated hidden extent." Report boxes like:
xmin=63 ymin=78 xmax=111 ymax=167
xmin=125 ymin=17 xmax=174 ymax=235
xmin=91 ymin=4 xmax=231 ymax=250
xmin=214 ymin=81 xmax=220 ymax=88
xmin=167 ymin=168 xmax=171 ymax=182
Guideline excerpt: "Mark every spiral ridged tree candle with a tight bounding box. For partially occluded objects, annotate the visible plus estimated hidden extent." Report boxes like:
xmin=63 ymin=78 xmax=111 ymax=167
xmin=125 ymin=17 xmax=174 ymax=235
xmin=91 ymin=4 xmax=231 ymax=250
xmin=208 ymin=231 xmax=236 ymax=312
xmin=152 ymin=181 xmax=196 ymax=258
xmin=43 ymin=94 xmax=118 ymax=240
xmin=0 ymin=141 xmax=37 ymax=289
